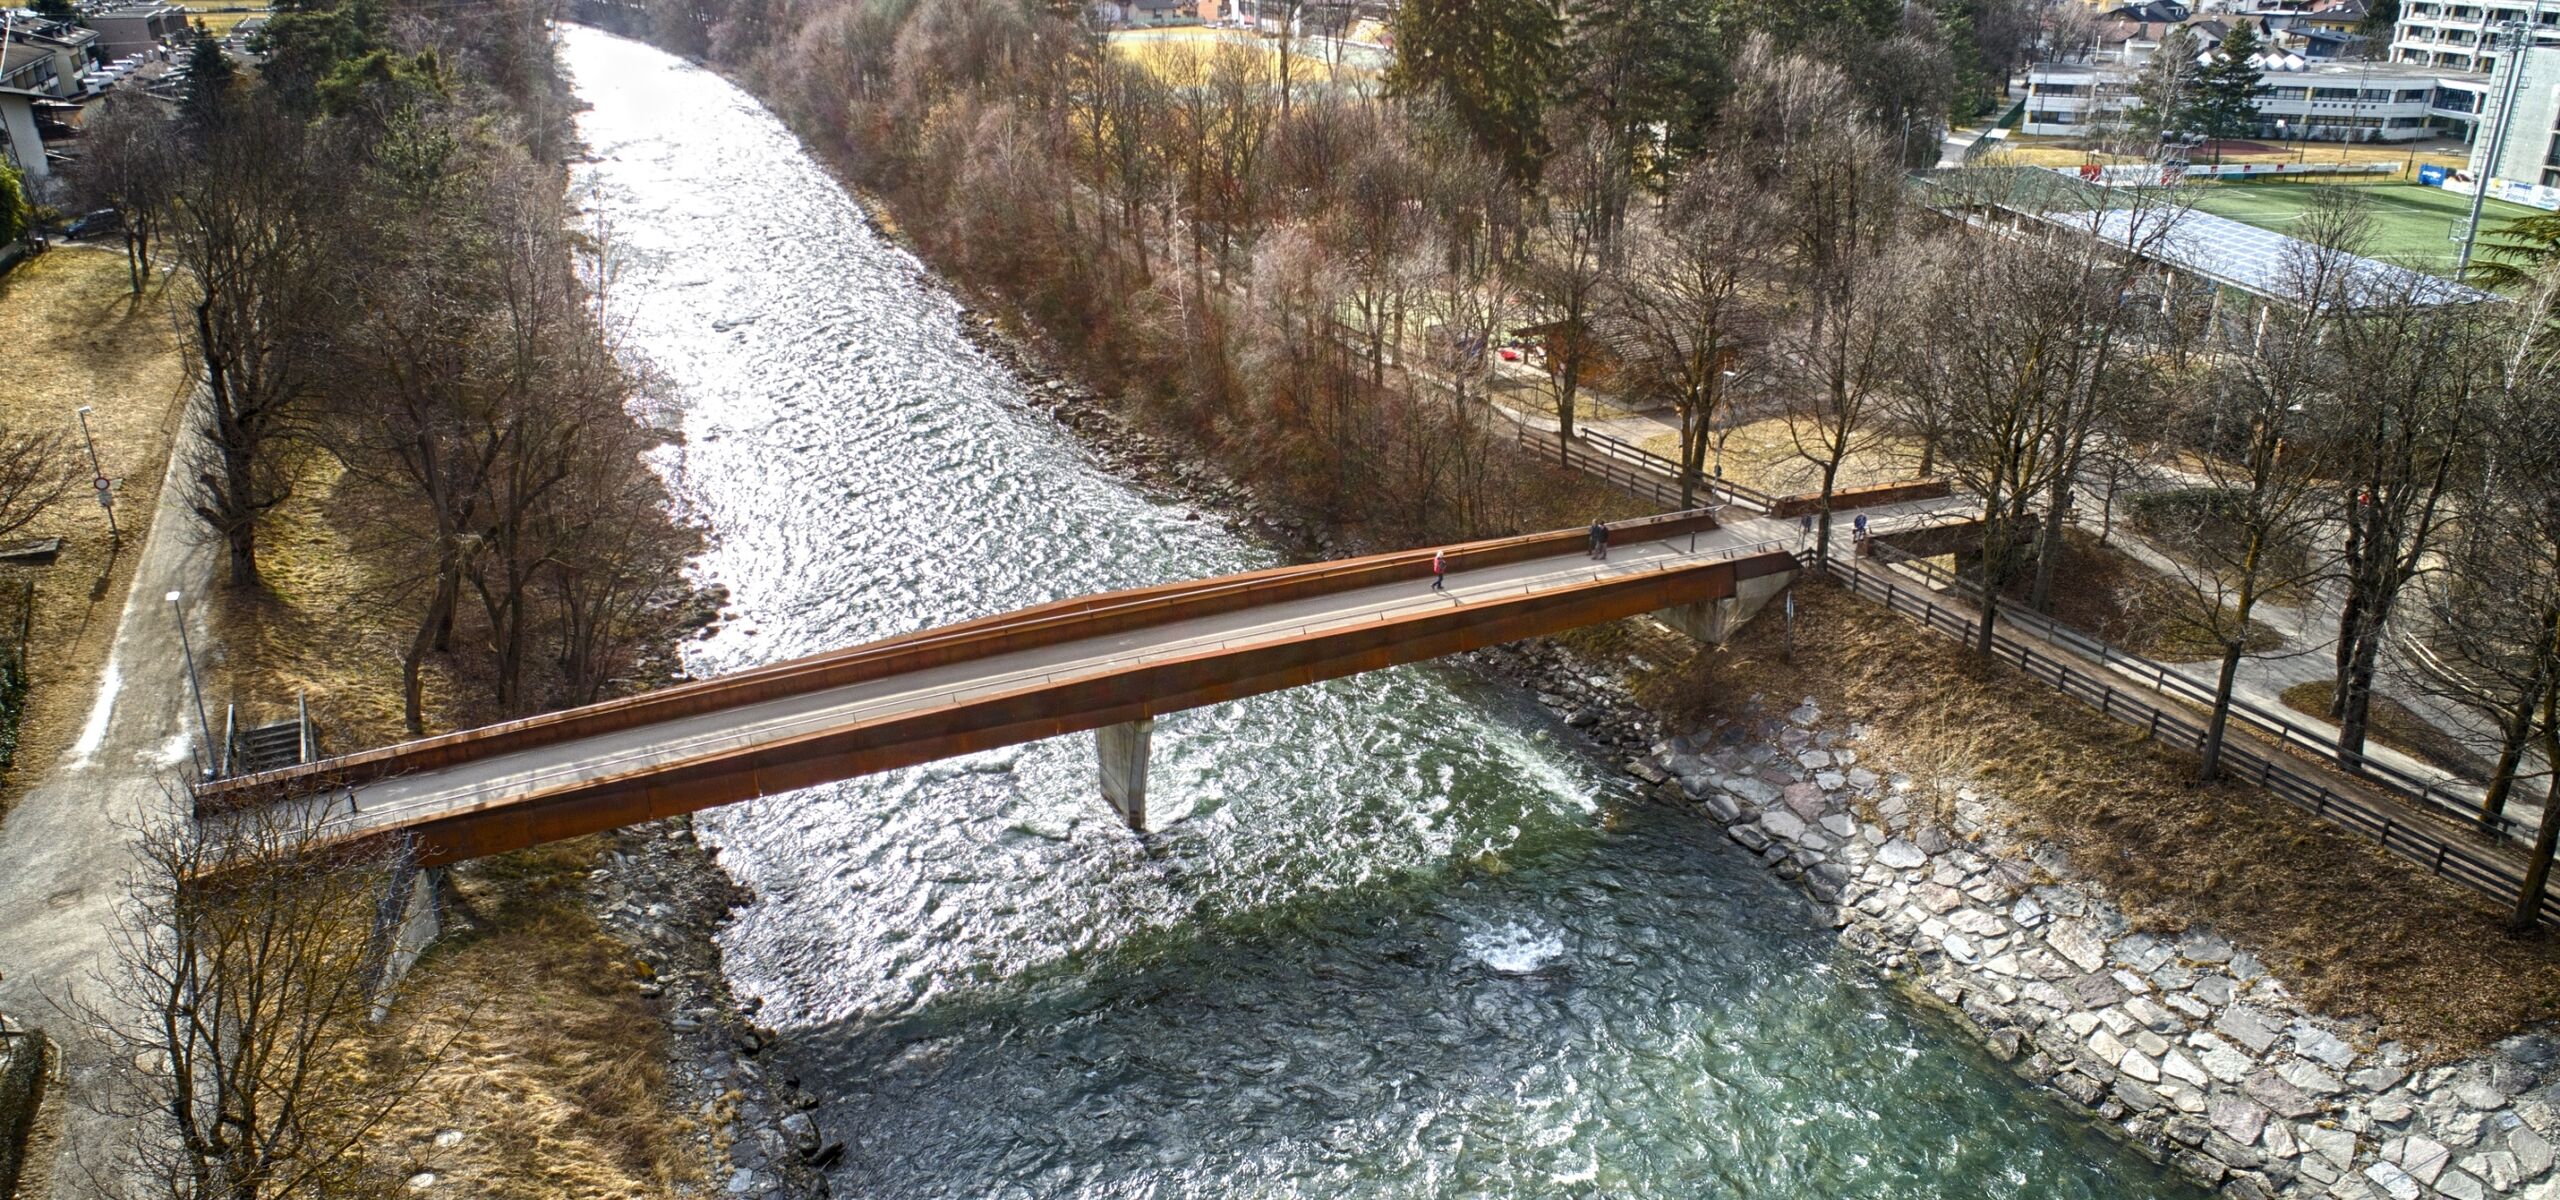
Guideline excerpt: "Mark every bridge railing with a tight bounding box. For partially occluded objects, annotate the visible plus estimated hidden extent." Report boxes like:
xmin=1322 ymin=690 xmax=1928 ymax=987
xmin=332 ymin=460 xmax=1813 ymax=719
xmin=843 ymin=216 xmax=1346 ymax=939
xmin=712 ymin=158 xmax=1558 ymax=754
xmin=1862 ymin=541 xmax=2520 ymax=844
xmin=1500 ymin=419 xmax=1775 ymax=514
xmin=195 ymin=511 xmax=1736 ymax=814
xmin=320 ymin=536 xmax=1813 ymax=821
xmin=1815 ymin=554 xmax=2556 ymax=925
xmin=301 ymin=538 xmax=1808 ymax=865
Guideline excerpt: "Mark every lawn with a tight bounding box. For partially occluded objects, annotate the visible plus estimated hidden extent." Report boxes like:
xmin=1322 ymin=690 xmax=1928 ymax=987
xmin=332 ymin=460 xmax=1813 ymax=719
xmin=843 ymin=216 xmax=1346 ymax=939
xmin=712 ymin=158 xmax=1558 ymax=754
xmin=1996 ymin=137 xmax=2469 ymax=174
xmin=2280 ymin=678 xmax=2491 ymax=782
xmin=168 ymin=0 xmax=264 ymax=36
xmin=1636 ymin=415 xmax=1925 ymax=500
xmin=1109 ymin=26 xmax=1375 ymax=86
xmin=2184 ymin=180 xmax=2543 ymax=276
xmin=0 ymin=246 xmax=187 ymax=813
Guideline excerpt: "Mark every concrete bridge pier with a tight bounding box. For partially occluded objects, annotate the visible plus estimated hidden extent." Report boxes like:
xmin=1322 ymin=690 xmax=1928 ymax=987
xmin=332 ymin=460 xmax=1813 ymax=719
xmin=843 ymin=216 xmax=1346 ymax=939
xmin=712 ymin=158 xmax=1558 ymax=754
xmin=366 ymin=864 xmax=443 ymax=1022
xmin=1655 ymin=568 xmax=1798 ymax=645
xmin=1098 ymin=718 xmax=1155 ymax=832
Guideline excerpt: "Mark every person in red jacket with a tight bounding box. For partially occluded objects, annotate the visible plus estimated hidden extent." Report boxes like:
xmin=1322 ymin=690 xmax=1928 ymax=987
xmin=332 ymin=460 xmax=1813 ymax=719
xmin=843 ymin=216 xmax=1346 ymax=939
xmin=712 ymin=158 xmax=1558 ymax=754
xmin=1431 ymin=549 xmax=1447 ymax=591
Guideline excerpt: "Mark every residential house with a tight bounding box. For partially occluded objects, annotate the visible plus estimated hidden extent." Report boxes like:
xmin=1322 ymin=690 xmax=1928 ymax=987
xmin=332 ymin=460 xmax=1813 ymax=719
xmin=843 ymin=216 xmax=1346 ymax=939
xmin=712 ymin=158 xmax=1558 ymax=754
xmin=0 ymin=84 xmax=45 ymax=182
xmin=2023 ymin=48 xmax=2481 ymax=141
xmin=80 ymin=4 xmax=186 ymax=59
xmin=2102 ymin=1 xmax=2190 ymax=23
xmin=2 ymin=19 xmax=97 ymax=96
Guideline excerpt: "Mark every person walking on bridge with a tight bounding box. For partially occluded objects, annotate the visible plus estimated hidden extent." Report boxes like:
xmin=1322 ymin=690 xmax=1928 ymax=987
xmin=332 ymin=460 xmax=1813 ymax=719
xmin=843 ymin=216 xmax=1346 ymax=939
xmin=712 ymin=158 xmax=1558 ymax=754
xmin=1431 ymin=549 xmax=1447 ymax=591
xmin=1589 ymin=519 xmax=1609 ymax=561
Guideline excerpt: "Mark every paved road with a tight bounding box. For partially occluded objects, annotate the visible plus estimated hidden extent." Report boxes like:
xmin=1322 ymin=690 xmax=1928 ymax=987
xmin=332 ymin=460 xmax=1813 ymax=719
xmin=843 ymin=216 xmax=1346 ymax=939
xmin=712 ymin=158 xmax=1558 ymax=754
xmin=0 ymin=402 xmax=213 ymax=1195
xmin=319 ymin=524 xmax=1809 ymax=845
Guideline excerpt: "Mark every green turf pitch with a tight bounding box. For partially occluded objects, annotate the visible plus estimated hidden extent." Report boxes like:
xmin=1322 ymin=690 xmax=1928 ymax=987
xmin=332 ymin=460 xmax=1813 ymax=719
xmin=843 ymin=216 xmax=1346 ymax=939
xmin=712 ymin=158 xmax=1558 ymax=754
xmin=2182 ymin=182 xmax=2544 ymax=275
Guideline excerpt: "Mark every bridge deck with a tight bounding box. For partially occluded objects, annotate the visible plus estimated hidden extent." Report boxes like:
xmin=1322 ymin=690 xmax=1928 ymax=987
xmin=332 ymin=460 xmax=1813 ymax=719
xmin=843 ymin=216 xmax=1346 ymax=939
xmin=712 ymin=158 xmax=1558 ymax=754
xmin=199 ymin=513 xmax=1832 ymax=864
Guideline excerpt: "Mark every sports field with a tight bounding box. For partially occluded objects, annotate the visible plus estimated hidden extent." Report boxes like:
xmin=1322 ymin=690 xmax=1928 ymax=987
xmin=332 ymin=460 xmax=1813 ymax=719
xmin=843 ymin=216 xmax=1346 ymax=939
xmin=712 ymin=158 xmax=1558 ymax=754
xmin=1109 ymin=26 xmax=1377 ymax=86
xmin=2185 ymin=181 xmax=2543 ymax=276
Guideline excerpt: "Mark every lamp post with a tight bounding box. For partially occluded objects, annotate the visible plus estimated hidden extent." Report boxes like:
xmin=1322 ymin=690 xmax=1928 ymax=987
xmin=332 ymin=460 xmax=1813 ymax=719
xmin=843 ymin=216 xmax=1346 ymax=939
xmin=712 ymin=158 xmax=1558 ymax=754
xmin=168 ymin=590 xmax=216 ymax=778
xmin=73 ymin=405 xmax=116 ymax=546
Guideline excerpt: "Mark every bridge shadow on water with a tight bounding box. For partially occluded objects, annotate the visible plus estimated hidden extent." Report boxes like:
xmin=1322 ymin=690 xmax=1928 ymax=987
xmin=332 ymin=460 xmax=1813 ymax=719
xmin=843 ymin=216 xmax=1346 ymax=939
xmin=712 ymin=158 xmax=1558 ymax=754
xmin=766 ymin=791 xmax=2209 ymax=1199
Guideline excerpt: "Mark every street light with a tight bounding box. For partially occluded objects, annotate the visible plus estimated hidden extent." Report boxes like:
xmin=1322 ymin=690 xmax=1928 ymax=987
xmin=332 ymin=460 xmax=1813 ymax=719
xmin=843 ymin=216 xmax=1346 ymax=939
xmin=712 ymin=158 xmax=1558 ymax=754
xmin=168 ymin=590 xmax=216 ymax=778
xmin=73 ymin=405 xmax=116 ymax=546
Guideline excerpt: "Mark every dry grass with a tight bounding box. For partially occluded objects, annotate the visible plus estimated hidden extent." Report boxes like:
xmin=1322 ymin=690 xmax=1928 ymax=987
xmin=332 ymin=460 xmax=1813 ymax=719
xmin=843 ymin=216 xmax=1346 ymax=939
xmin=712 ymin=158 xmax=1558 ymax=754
xmin=205 ymin=447 xmax=697 ymax=1196
xmin=1638 ymin=579 xmax=2560 ymax=1054
xmin=1638 ymin=415 xmax=1924 ymax=500
xmin=1487 ymin=370 xmax=1653 ymax=424
xmin=204 ymin=455 xmax=461 ymax=749
xmin=2282 ymin=678 xmax=2491 ymax=783
xmin=368 ymin=838 xmax=702 ymax=1198
xmin=1991 ymin=138 xmax=2469 ymax=173
xmin=169 ymin=0 xmax=266 ymax=34
xmin=1108 ymin=27 xmax=1373 ymax=85
xmin=0 ymin=247 xmax=189 ymax=813
xmin=2004 ymin=528 xmax=2285 ymax=661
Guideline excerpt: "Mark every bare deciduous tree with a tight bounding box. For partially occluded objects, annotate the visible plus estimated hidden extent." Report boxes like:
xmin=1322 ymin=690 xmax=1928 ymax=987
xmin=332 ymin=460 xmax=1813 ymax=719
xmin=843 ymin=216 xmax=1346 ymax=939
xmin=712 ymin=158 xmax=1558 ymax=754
xmin=68 ymin=93 xmax=182 ymax=297
xmin=69 ymin=788 xmax=453 ymax=1200
xmin=170 ymin=107 xmax=339 ymax=589
xmin=1616 ymin=155 xmax=1777 ymax=509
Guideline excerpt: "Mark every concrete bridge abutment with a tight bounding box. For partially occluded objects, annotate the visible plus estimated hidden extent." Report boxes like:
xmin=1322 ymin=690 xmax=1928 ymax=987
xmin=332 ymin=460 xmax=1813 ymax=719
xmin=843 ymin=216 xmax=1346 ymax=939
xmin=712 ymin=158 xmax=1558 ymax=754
xmin=1655 ymin=567 xmax=1798 ymax=646
xmin=1098 ymin=718 xmax=1155 ymax=832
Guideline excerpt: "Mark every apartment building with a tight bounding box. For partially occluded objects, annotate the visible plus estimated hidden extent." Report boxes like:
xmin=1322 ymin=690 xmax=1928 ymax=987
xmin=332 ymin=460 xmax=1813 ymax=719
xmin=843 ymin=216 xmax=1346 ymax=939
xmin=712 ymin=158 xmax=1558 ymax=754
xmin=2022 ymin=56 xmax=2482 ymax=140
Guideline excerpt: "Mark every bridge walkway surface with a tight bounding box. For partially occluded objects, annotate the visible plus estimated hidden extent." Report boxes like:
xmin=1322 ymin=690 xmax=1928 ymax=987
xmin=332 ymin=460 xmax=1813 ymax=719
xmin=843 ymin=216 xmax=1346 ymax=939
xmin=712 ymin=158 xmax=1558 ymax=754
xmin=192 ymin=512 xmax=1855 ymax=865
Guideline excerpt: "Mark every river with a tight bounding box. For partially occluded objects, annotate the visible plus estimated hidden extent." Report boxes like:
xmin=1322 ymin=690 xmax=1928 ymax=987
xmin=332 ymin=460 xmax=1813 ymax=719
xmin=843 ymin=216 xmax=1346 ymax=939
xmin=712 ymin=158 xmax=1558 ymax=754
xmin=558 ymin=26 xmax=2202 ymax=1199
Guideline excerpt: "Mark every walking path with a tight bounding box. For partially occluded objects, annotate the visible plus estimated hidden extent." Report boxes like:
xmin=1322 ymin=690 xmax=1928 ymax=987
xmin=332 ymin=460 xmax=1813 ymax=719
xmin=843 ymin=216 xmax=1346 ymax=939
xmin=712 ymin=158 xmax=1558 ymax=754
xmin=0 ymin=407 xmax=214 ymax=1196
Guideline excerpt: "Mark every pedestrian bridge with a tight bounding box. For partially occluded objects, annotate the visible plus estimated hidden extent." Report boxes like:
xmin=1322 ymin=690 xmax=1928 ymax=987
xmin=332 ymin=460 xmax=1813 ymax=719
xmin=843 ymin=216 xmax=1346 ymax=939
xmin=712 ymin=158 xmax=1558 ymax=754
xmin=193 ymin=512 xmax=1808 ymax=866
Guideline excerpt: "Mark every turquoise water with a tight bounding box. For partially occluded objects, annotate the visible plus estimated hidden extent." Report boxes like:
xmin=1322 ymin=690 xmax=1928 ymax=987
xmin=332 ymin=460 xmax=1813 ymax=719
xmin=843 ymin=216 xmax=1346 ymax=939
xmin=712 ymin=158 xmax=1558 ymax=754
xmin=561 ymin=26 xmax=2204 ymax=1198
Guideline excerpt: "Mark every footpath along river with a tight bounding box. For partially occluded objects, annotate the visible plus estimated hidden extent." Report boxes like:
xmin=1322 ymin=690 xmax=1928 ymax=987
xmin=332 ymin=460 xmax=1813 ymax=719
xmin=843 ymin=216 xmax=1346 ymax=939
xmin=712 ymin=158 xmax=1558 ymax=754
xmin=560 ymin=25 xmax=2204 ymax=1198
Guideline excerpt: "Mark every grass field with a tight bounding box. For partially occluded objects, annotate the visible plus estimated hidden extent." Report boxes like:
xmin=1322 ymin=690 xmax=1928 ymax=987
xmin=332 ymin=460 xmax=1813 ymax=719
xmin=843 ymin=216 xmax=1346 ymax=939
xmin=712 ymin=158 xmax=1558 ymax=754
xmin=1108 ymin=26 xmax=1376 ymax=86
xmin=169 ymin=0 xmax=264 ymax=36
xmin=2184 ymin=181 xmax=2544 ymax=275
xmin=0 ymin=247 xmax=186 ymax=816
xmin=1995 ymin=136 xmax=2470 ymax=174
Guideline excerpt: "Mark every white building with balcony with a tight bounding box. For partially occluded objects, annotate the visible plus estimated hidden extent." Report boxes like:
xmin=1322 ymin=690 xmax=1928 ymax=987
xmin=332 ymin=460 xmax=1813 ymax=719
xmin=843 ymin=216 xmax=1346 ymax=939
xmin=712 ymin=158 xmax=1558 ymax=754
xmin=2390 ymin=0 xmax=2560 ymax=72
xmin=2022 ymin=55 xmax=2487 ymax=141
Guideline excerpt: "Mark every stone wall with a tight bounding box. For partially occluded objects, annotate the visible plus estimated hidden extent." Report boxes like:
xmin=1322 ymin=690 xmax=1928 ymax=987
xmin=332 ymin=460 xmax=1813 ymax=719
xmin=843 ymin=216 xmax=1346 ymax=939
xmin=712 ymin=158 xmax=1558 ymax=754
xmin=1639 ymin=699 xmax=2560 ymax=1200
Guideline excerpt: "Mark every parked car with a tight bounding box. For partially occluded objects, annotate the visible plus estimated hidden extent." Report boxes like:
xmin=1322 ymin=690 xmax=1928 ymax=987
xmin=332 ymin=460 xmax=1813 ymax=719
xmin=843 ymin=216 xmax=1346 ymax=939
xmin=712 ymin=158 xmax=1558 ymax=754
xmin=64 ymin=209 xmax=122 ymax=240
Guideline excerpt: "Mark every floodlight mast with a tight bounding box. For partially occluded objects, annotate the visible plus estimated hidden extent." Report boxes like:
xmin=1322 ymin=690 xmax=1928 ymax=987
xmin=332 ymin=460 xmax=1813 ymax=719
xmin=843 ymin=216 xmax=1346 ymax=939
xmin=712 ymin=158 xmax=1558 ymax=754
xmin=2458 ymin=0 xmax=2548 ymax=276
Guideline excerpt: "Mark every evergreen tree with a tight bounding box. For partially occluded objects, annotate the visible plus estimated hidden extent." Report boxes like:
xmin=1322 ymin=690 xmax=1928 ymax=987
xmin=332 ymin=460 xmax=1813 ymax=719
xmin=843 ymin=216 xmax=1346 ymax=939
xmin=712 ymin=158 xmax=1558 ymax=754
xmin=179 ymin=34 xmax=237 ymax=134
xmin=0 ymin=163 xmax=28 ymax=246
xmin=1563 ymin=0 xmax=1725 ymax=173
xmin=32 ymin=0 xmax=76 ymax=20
xmin=1386 ymin=0 xmax=1566 ymax=185
xmin=2196 ymin=21 xmax=2266 ymax=141
xmin=2129 ymin=24 xmax=2202 ymax=139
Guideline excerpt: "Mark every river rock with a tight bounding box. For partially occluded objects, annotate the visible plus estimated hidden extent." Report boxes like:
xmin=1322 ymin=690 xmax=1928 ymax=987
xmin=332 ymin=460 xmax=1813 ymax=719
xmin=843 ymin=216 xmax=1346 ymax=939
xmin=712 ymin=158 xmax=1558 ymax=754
xmin=2458 ymin=1079 xmax=2512 ymax=1111
xmin=2046 ymin=922 xmax=2108 ymax=974
xmin=2291 ymin=1025 xmax=2356 ymax=1070
xmin=2245 ymin=1070 xmax=2321 ymax=1119
xmin=1722 ymin=777 xmax=1780 ymax=809
xmin=1762 ymin=810 xmax=1809 ymax=843
xmin=2210 ymin=1095 xmax=2269 ymax=1146
xmin=2215 ymin=1006 xmax=2283 ymax=1055
xmin=781 ymin=1112 xmax=820 ymax=1156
